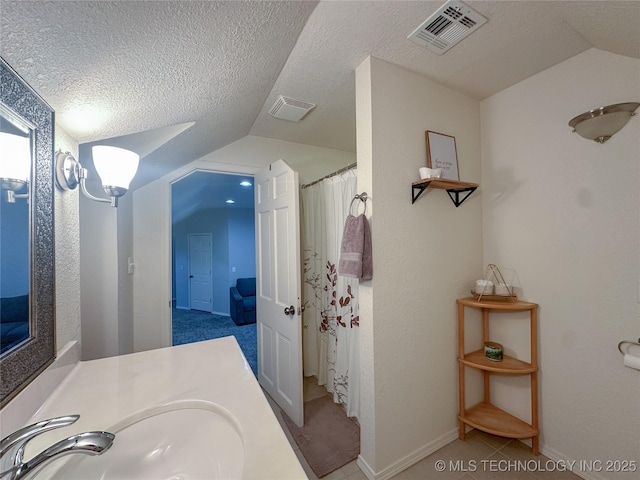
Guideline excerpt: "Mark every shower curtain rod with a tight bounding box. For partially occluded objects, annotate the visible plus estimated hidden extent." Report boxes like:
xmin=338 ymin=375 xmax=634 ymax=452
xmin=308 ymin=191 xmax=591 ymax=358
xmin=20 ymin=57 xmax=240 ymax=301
xmin=301 ymin=162 xmax=357 ymax=189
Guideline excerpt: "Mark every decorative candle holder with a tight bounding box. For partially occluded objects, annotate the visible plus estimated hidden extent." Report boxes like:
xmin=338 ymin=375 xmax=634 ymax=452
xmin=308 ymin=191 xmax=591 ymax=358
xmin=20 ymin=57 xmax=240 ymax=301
xmin=472 ymin=264 xmax=518 ymax=302
xmin=484 ymin=342 xmax=503 ymax=361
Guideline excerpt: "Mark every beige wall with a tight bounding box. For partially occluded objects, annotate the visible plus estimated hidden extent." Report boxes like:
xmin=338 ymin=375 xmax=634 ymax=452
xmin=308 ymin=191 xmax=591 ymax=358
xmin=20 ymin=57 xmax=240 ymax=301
xmin=55 ymin=126 xmax=81 ymax=351
xmin=356 ymin=56 xmax=483 ymax=477
xmin=481 ymin=48 xmax=640 ymax=478
xmin=357 ymin=47 xmax=639 ymax=480
xmin=79 ymin=185 xmax=119 ymax=360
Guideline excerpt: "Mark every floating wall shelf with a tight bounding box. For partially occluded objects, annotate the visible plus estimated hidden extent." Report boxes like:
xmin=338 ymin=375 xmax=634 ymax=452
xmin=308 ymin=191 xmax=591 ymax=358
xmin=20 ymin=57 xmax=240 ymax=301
xmin=411 ymin=178 xmax=479 ymax=207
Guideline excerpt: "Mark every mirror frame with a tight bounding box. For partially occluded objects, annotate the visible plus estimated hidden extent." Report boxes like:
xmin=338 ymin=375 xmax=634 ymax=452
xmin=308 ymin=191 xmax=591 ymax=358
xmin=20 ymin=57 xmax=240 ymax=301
xmin=0 ymin=57 xmax=55 ymax=407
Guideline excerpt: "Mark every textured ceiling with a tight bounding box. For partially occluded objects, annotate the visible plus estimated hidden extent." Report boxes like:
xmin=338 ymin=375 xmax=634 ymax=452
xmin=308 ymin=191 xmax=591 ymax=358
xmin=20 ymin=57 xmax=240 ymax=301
xmin=250 ymin=0 xmax=640 ymax=153
xmin=0 ymin=0 xmax=319 ymax=189
xmin=171 ymin=171 xmax=255 ymax=224
xmin=1 ymin=1 xmax=639 ymax=191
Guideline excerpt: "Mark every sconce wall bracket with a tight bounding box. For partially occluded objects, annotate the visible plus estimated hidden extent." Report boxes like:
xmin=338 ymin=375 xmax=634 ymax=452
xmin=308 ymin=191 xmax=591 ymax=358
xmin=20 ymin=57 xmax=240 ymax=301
xmin=55 ymin=151 xmax=79 ymax=191
xmin=55 ymin=150 xmax=118 ymax=207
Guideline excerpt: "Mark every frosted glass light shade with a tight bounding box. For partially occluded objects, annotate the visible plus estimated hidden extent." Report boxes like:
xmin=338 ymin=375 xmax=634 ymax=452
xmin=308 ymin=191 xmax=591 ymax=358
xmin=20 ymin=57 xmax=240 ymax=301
xmin=569 ymin=102 xmax=639 ymax=143
xmin=92 ymin=145 xmax=139 ymax=190
xmin=0 ymin=132 xmax=31 ymax=183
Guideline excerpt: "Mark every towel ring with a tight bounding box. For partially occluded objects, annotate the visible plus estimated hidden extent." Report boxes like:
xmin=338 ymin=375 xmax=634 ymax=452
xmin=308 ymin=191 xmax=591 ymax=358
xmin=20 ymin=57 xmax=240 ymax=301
xmin=618 ymin=339 xmax=640 ymax=355
xmin=350 ymin=192 xmax=368 ymax=215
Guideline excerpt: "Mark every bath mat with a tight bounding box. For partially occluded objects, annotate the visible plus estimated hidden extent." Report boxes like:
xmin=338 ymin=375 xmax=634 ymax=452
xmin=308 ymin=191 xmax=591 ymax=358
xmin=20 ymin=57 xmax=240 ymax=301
xmin=282 ymin=396 xmax=360 ymax=478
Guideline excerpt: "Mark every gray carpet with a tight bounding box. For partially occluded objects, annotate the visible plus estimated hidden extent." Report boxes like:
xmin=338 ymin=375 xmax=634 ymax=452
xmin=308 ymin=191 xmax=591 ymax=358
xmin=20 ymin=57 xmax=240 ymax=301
xmin=172 ymin=307 xmax=257 ymax=376
xmin=282 ymin=396 xmax=360 ymax=478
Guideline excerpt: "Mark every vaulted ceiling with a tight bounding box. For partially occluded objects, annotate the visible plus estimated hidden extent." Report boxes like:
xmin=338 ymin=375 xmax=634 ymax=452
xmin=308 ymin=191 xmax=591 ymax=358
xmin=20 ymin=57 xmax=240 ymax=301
xmin=2 ymin=1 xmax=639 ymax=192
xmin=171 ymin=171 xmax=254 ymax=224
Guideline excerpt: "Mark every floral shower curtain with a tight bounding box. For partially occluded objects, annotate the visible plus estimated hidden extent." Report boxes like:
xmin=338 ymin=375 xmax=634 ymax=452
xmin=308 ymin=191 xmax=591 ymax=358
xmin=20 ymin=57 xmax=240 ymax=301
xmin=301 ymin=169 xmax=360 ymax=420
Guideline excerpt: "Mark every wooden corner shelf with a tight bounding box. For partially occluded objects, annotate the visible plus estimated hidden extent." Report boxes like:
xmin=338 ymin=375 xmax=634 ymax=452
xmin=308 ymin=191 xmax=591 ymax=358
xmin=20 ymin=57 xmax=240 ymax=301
xmin=458 ymin=297 xmax=537 ymax=311
xmin=460 ymin=350 xmax=537 ymax=374
xmin=460 ymin=403 xmax=539 ymax=439
xmin=457 ymin=296 xmax=540 ymax=454
xmin=411 ymin=178 xmax=479 ymax=207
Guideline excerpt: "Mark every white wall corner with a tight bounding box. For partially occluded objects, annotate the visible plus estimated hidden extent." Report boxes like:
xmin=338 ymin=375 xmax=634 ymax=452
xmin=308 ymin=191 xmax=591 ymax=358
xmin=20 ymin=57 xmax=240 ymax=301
xmin=480 ymin=48 xmax=640 ymax=474
xmin=355 ymin=54 xmax=376 ymax=473
xmin=364 ymin=55 xmax=482 ymax=472
xmin=358 ymin=428 xmax=459 ymax=480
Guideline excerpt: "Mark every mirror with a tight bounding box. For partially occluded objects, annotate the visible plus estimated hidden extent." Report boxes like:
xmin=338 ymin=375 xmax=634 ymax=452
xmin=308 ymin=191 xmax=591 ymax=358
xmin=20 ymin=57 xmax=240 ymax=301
xmin=0 ymin=57 xmax=55 ymax=407
xmin=1 ymin=105 xmax=31 ymax=354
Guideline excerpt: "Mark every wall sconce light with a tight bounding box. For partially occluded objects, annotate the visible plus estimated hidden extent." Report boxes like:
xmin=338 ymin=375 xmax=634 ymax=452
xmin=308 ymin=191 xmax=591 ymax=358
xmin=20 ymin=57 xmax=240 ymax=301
xmin=55 ymin=146 xmax=139 ymax=207
xmin=0 ymin=131 xmax=31 ymax=203
xmin=569 ymin=102 xmax=639 ymax=143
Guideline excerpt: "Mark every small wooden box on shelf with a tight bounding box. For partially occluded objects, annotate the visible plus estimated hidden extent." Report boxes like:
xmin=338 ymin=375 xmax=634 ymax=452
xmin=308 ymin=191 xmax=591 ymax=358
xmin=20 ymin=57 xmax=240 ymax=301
xmin=457 ymin=297 xmax=540 ymax=454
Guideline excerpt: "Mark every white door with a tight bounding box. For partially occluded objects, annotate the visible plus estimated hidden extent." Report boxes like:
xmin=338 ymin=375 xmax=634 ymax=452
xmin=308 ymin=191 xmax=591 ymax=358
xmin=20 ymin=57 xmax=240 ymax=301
xmin=188 ymin=233 xmax=212 ymax=312
xmin=255 ymin=160 xmax=303 ymax=427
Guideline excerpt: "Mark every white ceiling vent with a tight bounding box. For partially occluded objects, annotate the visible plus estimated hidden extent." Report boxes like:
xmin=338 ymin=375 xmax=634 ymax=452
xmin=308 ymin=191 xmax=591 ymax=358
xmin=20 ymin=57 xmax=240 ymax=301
xmin=408 ymin=0 xmax=487 ymax=55
xmin=269 ymin=95 xmax=316 ymax=122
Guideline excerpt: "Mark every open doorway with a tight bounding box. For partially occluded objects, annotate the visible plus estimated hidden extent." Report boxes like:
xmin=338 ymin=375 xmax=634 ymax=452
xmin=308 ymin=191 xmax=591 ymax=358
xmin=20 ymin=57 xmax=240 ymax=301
xmin=170 ymin=171 xmax=257 ymax=374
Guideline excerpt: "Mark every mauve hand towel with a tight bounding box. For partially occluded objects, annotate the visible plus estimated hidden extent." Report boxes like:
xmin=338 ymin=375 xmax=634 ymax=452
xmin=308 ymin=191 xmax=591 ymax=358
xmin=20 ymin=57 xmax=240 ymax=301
xmin=339 ymin=214 xmax=373 ymax=280
xmin=361 ymin=214 xmax=372 ymax=280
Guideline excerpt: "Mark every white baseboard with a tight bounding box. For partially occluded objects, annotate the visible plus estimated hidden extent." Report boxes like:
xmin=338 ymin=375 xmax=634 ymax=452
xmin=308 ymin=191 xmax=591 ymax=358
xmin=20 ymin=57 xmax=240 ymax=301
xmin=541 ymin=444 xmax=607 ymax=480
xmin=357 ymin=455 xmax=376 ymax=480
xmin=357 ymin=428 xmax=459 ymax=480
xmin=174 ymin=306 xmax=230 ymax=316
xmin=357 ymin=432 xmax=611 ymax=480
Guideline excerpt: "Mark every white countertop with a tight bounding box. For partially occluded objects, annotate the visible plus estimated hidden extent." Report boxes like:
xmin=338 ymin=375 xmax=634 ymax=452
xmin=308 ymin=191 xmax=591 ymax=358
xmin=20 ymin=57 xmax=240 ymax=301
xmin=23 ymin=337 xmax=307 ymax=479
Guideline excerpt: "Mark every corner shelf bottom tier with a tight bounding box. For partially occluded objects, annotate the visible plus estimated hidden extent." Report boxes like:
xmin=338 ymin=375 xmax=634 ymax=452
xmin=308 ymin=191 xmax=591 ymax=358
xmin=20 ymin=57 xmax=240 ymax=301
xmin=459 ymin=403 xmax=538 ymax=439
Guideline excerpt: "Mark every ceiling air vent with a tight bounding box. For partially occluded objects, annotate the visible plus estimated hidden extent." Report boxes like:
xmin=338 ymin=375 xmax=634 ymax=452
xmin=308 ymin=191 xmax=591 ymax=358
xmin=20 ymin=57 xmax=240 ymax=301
xmin=408 ymin=0 xmax=487 ymax=55
xmin=269 ymin=95 xmax=316 ymax=122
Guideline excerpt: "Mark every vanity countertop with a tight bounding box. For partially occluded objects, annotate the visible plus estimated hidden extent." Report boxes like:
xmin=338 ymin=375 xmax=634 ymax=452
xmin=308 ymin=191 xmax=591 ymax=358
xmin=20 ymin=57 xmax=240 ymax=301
xmin=23 ymin=337 xmax=307 ymax=479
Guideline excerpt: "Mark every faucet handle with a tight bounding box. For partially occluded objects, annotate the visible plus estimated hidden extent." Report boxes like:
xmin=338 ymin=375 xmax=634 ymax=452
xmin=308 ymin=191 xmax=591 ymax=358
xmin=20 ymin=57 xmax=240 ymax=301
xmin=0 ymin=415 xmax=80 ymax=470
xmin=13 ymin=431 xmax=115 ymax=480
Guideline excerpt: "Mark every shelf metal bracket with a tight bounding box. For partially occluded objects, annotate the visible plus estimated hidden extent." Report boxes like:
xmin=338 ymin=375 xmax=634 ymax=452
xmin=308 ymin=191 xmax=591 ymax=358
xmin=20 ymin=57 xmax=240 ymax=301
xmin=446 ymin=187 xmax=478 ymax=208
xmin=411 ymin=181 xmax=432 ymax=204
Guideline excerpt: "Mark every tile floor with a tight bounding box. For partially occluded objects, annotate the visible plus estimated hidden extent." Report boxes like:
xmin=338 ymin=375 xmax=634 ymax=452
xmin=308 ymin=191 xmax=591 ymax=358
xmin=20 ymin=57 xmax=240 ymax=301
xmin=266 ymin=378 xmax=581 ymax=480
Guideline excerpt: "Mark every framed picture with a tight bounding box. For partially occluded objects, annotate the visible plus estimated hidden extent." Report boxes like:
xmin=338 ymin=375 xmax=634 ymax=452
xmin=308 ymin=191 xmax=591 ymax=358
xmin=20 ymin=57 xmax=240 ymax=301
xmin=425 ymin=131 xmax=459 ymax=181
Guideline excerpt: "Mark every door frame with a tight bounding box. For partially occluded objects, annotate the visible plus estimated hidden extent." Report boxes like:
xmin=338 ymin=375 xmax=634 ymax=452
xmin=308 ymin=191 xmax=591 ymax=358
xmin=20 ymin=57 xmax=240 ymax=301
xmin=134 ymin=161 xmax=258 ymax=352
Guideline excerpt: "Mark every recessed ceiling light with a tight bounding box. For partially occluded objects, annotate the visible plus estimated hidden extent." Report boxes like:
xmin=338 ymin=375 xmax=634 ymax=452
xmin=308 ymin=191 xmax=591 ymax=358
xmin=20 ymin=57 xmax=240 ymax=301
xmin=226 ymin=199 xmax=235 ymax=204
xmin=240 ymin=181 xmax=252 ymax=187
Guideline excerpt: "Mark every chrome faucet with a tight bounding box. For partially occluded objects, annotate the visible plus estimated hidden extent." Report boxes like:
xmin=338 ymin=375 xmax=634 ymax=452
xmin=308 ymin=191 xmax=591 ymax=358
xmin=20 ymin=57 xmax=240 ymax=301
xmin=0 ymin=415 xmax=115 ymax=480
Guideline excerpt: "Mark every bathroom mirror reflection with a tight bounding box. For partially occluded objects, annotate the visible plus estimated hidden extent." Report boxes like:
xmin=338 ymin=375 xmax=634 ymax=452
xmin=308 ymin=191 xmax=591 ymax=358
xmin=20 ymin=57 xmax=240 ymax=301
xmin=0 ymin=57 xmax=55 ymax=407
xmin=0 ymin=104 xmax=32 ymax=355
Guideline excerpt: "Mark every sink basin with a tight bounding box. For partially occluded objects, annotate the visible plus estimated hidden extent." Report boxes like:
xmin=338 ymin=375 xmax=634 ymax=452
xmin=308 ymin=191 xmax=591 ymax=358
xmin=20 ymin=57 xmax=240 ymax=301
xmin=53 ymin=400 xmax=244 ymax=480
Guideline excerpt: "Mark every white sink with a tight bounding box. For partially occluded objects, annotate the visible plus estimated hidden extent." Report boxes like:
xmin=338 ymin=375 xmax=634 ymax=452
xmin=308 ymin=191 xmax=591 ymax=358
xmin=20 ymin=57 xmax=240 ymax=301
xmin=53 ymin=400 xmax=244 ymax=480
xmin=24 ymin=338 xmax=305 ymax=479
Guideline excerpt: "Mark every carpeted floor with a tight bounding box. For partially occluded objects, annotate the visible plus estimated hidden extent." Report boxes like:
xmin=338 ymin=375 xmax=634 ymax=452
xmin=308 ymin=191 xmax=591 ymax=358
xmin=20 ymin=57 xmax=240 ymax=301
xmin=172 ymin=307 xmax=257 ymax=376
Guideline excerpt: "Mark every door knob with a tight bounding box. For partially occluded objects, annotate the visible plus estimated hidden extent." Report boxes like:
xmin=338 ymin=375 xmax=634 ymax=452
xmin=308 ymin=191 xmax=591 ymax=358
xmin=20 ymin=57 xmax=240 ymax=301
xmin=284 ymin=305 xmax=295 ymax=316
